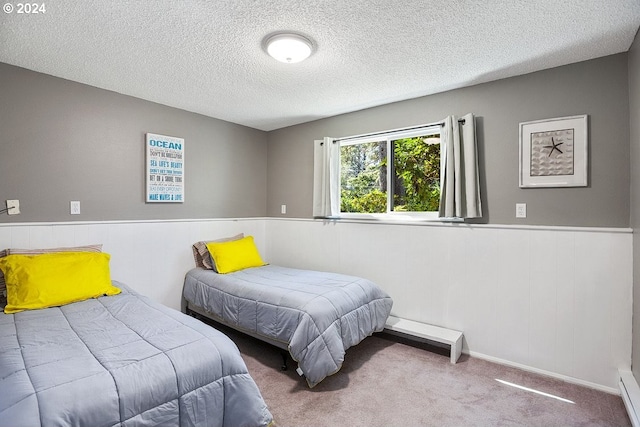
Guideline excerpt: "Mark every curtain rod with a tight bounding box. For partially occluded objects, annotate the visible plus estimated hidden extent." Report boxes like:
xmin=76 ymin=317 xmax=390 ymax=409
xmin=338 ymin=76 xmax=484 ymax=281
xmin=333 ymin=118 xmax=466 ymax=143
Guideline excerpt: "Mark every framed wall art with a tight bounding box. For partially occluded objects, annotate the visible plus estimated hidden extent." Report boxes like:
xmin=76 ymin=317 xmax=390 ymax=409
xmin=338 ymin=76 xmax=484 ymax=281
xmin=146 ymin=133 xmax=184 ymax=202
xmin=519 ymin=115 xmax=588 ymax=188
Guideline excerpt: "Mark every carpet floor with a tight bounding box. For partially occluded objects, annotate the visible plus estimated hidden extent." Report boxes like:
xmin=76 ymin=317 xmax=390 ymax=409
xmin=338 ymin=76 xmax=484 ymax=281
xmin=216 ymin=323 xmax=630 ymax=427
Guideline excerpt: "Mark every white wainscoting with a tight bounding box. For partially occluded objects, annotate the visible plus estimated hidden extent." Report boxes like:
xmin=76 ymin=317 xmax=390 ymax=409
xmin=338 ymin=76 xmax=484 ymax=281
xmin=0 ymin=218 xmax=266 ymax=310
xmin=264 ymin=218 xmax=633 ymax=392
xmin=0 ymin=217 xmax=632 ymax=392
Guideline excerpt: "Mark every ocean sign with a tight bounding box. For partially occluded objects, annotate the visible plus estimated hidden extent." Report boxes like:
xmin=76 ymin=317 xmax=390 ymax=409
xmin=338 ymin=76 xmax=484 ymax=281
xmin=146 ymin=133 xmax=184 ymax=203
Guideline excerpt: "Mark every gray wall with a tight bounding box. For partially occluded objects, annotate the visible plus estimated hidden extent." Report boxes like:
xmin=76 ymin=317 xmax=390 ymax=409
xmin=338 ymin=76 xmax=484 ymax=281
xmin=0 ymin=63 xmax=268 ymax=222
xmin=629 ymin=29 xmax=640 ymax=380
xmin=0 ymin=55 xmax=632 ymax=227
xmin=267 ymin=54 xmax=630 ymax=227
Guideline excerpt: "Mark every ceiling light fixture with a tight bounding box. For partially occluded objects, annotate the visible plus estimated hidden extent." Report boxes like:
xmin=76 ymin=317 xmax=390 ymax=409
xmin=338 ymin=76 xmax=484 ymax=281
xmin=265 ymin=33 xmax=312 ymax=64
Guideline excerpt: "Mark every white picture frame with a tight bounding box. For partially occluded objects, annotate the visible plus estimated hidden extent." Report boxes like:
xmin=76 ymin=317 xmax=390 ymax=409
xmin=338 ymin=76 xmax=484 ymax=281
xmin=519 ymin=115 xmax=588 ymax=188
xmin=145 ymin=133 xmax=184 ymax=203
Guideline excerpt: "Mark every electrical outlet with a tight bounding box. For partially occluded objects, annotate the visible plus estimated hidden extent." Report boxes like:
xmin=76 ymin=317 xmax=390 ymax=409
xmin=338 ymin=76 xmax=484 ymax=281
xmin=516 ymin=203 xmax=527 ymax=218
xmin=70 ymin=201 xmax=81 ymax=215
xmin=281 ymin=204 xmax=287 ymax=214
xmin=6 ymin=200 xmax=20 ymax=215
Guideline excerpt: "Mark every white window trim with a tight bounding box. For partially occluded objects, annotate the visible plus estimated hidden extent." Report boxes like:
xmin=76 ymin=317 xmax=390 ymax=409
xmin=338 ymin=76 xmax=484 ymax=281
xmin=338 ymin=212 xmax=463 ymax=223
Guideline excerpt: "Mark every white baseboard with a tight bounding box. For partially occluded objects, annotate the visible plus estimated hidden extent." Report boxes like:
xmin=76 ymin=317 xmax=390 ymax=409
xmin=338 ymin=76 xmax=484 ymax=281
xmin=465 ymin=350 xmax=620 ymax=395
xmin=619 ymin=370 xmax=640 ymax=427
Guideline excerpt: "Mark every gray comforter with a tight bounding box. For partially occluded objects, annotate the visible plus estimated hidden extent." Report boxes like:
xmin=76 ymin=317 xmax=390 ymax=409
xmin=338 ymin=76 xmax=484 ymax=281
xmin=183 ymin=265 xmax=393 ymax=388
xmin=0 ymin=282 xmax=273 ymax=427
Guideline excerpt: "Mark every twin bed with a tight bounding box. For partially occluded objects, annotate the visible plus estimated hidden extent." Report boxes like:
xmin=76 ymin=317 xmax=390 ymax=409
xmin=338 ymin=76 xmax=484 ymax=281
xmin=185 ymin=234 xmax=393 ymax=388
xmin=0 ymin=235 xmax=393 ymax=426
xmin=0 ymin=244 xmax=272 ymax=427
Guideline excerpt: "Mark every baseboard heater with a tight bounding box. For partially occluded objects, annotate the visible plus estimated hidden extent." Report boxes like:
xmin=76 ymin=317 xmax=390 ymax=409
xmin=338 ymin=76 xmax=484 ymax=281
xmin=620 ymin=369 xmax=640 ymax=427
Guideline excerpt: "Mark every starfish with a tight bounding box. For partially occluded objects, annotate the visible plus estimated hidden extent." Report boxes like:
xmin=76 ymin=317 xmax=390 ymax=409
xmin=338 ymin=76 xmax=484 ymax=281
xmin=543 ymin=136 xmax=564 ymax=157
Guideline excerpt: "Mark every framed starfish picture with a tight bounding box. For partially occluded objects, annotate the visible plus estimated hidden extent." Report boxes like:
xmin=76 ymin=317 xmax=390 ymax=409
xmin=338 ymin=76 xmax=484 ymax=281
xmin=519 ymin=115 xmax=588 ymax=188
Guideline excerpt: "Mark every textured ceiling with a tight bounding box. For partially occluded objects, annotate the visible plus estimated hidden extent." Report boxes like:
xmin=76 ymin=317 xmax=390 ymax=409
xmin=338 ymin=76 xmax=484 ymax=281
xmin=1 ymin=1 xmax=639 ymax=131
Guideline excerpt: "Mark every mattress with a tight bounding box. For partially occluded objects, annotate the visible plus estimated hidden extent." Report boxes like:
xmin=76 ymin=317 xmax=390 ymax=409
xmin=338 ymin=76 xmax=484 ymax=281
xmin=183 ymin=265 xmax=393 ymax=387
xmin=0 ymin=282 xmax=273 ymax=427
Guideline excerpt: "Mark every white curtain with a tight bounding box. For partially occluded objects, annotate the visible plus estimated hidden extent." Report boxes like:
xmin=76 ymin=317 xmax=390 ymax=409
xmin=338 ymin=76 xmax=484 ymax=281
xmin=439 ymin=113 xmax=482 ymax=219
xmin=312 ymin=137 xmax=340 ymax=217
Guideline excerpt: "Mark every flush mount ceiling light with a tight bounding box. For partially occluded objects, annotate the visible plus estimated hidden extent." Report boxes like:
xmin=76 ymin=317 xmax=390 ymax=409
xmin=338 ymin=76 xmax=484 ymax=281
xmin=265 ymin=33 xmax=313 ymax=63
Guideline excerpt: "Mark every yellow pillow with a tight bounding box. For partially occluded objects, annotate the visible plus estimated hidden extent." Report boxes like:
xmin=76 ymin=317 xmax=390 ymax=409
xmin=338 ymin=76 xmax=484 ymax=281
xmin=0 ymin=252 xmax=120 ymax=314
xmin=206 ymin=236 xmax=267 ymax=274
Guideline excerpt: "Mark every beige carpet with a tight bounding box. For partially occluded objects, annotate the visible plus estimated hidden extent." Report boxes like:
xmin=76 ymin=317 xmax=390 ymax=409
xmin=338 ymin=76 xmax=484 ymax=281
xmin=216 ymin=324 xmax=630 ymax=427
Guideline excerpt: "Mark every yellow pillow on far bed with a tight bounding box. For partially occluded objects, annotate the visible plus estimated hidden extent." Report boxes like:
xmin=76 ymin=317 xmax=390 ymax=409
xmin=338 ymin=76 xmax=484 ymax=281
xmin=206 ymin=236 xmax=267 ymax=274
xmin=0 ymin=252 xmax=120 ymax=314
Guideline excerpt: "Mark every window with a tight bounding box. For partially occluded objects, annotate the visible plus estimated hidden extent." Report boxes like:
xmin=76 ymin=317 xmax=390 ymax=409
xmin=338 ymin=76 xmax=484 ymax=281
xmin=339 ymin=127 xmax=441 ymax=217
xmin=314 ymin=114 xmax=480 ymax=220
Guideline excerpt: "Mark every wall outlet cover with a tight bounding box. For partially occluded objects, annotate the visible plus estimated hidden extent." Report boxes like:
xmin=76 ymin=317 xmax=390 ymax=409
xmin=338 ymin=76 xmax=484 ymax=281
xmin=6 ymin=200 xmax=20 ymax=215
